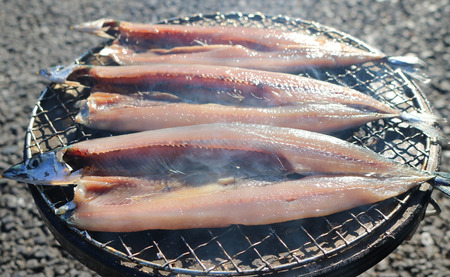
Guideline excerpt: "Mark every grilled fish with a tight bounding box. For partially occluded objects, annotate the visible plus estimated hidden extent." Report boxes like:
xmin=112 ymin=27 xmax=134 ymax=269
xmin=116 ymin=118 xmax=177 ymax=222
xmin=42 ymin=64 xmax=439 ymax=134
xmin=76 ymin=92 xmax=396 ymax=133
xmin=98 ymin=41 xmax=381 ymax=73
xmin=66 ymin=174 xmax=430 ymax=231
xmin=1 ymin=123 xmax=427 ymax=186
xmin=73 ymin=18 xmax=385 ymax=72
xmin=41 ymin=64 xmax=400 ymax=111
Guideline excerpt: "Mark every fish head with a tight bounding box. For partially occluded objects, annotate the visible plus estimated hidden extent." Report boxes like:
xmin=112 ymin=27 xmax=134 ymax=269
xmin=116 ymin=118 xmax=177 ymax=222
xmin=1 ymin=150 xmax=81 ymax=185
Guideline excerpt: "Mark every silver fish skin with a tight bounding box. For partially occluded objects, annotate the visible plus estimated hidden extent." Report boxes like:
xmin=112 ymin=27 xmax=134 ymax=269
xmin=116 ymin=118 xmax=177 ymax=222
xmin=1 ymin=123 xmax=429 ymax=186
xmin=76 ymin=92 xmax=396 ymax=133
xmin=67 ymin=174 xmax=431 ymax=231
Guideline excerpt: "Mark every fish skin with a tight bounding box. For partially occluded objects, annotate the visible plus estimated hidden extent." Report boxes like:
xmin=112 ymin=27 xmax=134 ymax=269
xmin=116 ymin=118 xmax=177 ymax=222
xmin=1 ymin=123 xmax=427 ymax=186
xmin=76 ymin=92 xmax=396 ymax=133
xmin=46 ymin=64 xmax=399 ymax=113
xmin=67 ymin=174 xmax=431 ymax=231
xmin=74 ymin=18 xmax=385 ymax=71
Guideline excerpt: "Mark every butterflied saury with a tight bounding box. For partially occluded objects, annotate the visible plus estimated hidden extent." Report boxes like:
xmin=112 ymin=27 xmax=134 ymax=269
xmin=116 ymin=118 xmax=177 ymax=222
xmin=40 ymin=64 xmax=400 ymax=110
xmin=64 ymin=174 xmax=429 ymax=232
xmin=1 ymin=123 xmax=439 ymax=188
xmin=72 ymin=18 xmax=385 ymax=73
xmin=75 ymin=92 xmax=398 ymax=133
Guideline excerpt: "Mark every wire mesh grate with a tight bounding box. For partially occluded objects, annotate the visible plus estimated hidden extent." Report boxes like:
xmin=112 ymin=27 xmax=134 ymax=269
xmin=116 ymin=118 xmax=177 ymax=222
xmin=24 ymin=12 xmax=440 ymax=276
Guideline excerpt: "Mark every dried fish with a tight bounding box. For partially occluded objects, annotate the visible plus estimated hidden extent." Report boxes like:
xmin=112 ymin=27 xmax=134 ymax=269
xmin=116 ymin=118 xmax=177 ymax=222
xmin=66 ymin=174 xmax=430 ymax=231
xmin=76 ymin=92 xmax=396 ymax=133
xmin=73 ymin=18 xmax=385 ymax=72
xmin=41 ymin=64 xmax=439 ymax=136
xmin=98 ymin=41 xmax=381 ymax=73
xmin=1 ymin=123 xmax=429 ymax=186
xmin=40 ymin=64 xmax=400 ymax=111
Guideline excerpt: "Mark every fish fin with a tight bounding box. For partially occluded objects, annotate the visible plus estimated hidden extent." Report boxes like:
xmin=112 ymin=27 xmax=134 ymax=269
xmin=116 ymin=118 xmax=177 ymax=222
xmin=432 ymin=172 xmax=450 ymax=197
xmin=98 ymin=46 xmax=118 ymax=57
xmin=98 ymin=46 xmax=127 ymax=65
xmin=388 ymin=56 xmax=427 ymax=68
xmin=400 ymin=112 xmax=447 ymax=144
xmin=75 ymin=101 xmax=90 ymax=125
xmin=387 ymin=56 xmax=430 ymax=83
xmin=55 ymin=201 xmax=76 ymax=215
xmin=72 ymin=18 xmax=118 ymax=39
xmin=400 ymin=112 xmax=442 ymax=125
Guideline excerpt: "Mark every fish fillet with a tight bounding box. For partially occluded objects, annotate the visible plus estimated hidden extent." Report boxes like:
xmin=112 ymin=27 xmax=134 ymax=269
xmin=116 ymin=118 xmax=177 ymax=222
xmin=73 ymin=19 xmax=385 ymax=71
xmin=1 ymin=123 xmax=427 ymax=186
xmin=42 ymin=64 xmax=399 ymax=113
xmin=62 ymin=123 xmax=425 ymax=178
xmin=76 ymin=92 xmax=396 ymax=133
xmin=98 ymin=41 xmax=381 ymax=73
xmin=67 ymin=174 xmax=430 ymax=231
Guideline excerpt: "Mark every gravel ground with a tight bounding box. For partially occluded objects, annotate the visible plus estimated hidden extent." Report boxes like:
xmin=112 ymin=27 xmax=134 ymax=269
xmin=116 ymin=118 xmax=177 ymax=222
xmin=0 ymin=0 xmax=448 ymax=276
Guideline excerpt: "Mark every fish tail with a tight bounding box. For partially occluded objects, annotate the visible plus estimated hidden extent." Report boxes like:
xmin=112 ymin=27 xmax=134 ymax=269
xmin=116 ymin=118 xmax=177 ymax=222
xmin=39 ymin=64 xmax=87 ymax=85
xmin=387 ymin=56 xmax=430 ymax=83
xmin=387 ymin=56 xmax=427 ymax=68
xmin=71 ymin=18 xmax=119 ymax=39
xmin=432 ymin=172 xmax=450 ymax=197
xmin=400 ymin=112 xmax=442 ymax=124
xmin=400 ymin=112 xmax=446 ymax=143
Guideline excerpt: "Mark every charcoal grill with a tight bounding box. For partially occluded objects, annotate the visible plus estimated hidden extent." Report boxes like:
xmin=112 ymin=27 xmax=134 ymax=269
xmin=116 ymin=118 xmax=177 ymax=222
xmin=25 ymin=12 xmax=441 ymax=276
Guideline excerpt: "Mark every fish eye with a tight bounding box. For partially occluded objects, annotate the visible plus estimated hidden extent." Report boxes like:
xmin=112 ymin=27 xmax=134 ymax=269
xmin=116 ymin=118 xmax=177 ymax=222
xmin=27 ymin=156 xmax=41 ymax=169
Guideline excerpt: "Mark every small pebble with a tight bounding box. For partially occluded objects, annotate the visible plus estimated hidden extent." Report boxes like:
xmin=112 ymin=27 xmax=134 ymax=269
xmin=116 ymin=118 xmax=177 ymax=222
xmin=25 ymin=259 xmax=39 ymax=269
xmin=420 ymin=232 xmax=434 ymax=246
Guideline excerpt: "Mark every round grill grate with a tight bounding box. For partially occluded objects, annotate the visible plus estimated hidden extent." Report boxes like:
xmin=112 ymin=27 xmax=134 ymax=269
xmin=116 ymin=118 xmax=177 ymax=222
xmin=25 ymin=12 xmax=440 ymax=276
